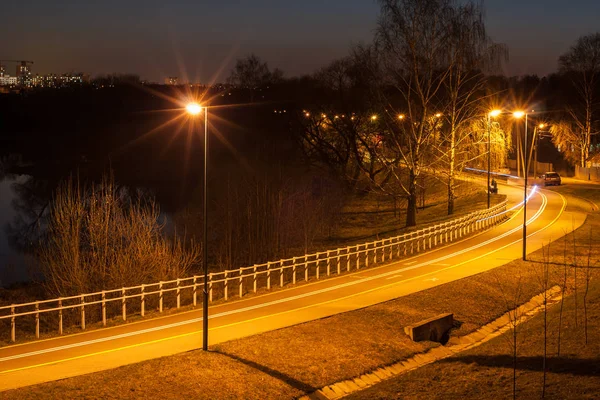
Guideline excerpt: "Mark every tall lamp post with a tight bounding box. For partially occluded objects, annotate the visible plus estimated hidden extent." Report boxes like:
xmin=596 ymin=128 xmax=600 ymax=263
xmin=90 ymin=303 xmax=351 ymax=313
xmin=532 ymin=123 xmax=547 ymax=178
xmin=513 ymin=111 xmax=528 ymax=261
xmin=487 ymin=110 xmax=502 ymax=209
xmin=186 ymin=102 xmax=210 ymax=351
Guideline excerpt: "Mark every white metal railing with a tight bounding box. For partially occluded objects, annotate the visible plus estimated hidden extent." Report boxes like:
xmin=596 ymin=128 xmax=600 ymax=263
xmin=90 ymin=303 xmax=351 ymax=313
xmin=0 ymin=201 xmax=507 ymax=343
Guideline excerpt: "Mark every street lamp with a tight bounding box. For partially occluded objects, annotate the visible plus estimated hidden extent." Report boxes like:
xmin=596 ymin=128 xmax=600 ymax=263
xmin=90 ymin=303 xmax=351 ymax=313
xmin=186 ymin=102 xmax=209 ymax=350
xmin=513 ymin=110 xmax=528 ymax=261
xmin=533 ymin=123 xmax=547 ymax=177
xmin=487 ymin=109 xmax=502 ymax=209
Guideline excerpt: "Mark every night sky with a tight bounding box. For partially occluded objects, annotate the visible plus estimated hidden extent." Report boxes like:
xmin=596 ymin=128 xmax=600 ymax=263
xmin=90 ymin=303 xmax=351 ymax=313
xmin=2 ymin=0 xmax=599 ymax=82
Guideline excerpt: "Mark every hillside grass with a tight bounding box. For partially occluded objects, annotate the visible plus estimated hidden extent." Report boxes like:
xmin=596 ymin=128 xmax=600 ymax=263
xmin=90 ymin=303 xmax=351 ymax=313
xmin=346 ymin=270 xmax=600 ymax=400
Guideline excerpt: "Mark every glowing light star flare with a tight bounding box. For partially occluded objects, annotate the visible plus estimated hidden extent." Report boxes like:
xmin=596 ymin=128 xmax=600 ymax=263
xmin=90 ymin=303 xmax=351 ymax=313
xmin=489 ymin=109 xmax=501 ymax=117
xmin=186 ymin=103 xmax=202 ymax=115
xmin=513 ymin=111 xmax=525 ymax=119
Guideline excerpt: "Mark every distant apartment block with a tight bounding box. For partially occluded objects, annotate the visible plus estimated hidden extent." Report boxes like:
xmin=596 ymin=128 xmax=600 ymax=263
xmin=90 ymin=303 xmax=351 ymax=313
xmin=0 ymin=75 xmax=17 ymax=86
xmin=165 ymin=76 xmax=179 ymax=85
xmin=16 ymin=61 xmax=33 ymax=87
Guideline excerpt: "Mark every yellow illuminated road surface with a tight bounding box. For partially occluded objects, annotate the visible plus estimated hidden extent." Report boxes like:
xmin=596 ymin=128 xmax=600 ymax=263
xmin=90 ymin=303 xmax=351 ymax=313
xmin=0 ymin=185 xmax=587 ymax=391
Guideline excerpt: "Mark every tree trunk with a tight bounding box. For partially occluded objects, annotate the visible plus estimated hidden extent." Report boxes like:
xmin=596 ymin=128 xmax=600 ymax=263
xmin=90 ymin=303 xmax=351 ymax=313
xmin=406 ymin=170 xmax=417 ymax=227
xmin=447 ymin=176 xmax=455 ymax=216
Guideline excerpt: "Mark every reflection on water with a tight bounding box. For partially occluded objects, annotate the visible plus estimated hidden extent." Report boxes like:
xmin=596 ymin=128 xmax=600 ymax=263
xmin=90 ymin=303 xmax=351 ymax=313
xmin=0 ymin=175 xmax=35 ymax=287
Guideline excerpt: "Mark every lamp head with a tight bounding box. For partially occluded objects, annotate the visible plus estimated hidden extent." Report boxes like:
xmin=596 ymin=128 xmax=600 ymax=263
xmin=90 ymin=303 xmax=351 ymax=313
xmin=186 ymin=103 xmax=202 ymax=115
xmin=513 ymin=111 xmax=525 ymax=119
xmin=489 ymin=109 xmax=502 ymax=117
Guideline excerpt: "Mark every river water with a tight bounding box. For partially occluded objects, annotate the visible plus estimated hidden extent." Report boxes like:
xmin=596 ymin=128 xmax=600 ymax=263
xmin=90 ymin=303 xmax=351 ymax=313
xmin=0 ymin=174 xmax=32 ymax=287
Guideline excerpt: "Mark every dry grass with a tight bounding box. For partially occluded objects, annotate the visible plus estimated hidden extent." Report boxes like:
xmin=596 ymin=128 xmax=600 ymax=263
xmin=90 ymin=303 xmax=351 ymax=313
xmin=345 ymin=276 xmax=600 ymax=400
xmin=326 ymin=176 xmax=493 ymax=245
xmin=2 ymin=350 xmax=302 ymax=400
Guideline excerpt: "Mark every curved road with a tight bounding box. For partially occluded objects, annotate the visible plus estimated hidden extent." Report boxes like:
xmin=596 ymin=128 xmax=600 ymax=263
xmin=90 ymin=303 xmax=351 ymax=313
xmin=0 ymin=184 xmax=587 ymax=391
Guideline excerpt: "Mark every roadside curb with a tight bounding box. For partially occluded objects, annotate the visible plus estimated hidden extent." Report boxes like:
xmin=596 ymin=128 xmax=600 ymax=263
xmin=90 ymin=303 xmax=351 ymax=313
xmin=298 ymin=285 xmax=562 ymax=400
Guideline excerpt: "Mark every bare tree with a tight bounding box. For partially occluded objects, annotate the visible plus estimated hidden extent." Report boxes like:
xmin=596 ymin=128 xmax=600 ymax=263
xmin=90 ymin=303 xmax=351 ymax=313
xmin=537 ymin=245 xmax=551 ymax=398
xmin=556 ymin=33 xmax=600 ymax=167
xmin=363 ymin=0 xmax=509 ymax=224
xmin=583 ymin=228 xmax=594 ymax=345
xmin=372 ymin=0 xmax=457 ymax=226
xmin=550 ymin=121 xmax=592 ymax=168
xmin=37 ymin=176 xmax=200 ymax=297
xmin=296 ymin=57 xmax=378 ymax=190
xmin=496 ymin=271 xmax=524 ymax=400
xmin=227 ymin=54 xmax=283 ymax=90
xmin=557 ymin=229 xmax=569 ymax=357
xmin=435 ymin=2 xmax=508 ymax=214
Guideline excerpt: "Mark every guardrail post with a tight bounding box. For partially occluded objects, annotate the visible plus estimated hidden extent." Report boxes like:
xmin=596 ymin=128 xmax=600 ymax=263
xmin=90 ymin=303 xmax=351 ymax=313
xmin=58 ymin=298 xmax=63 ymax=335
xmin=192 ymin=277 xmax=197 ymax=307
xmin=35 ymin=301 xmax=40 ymax=339
xmin=356 ymin=246 xmax=360 ymax=269
xmin=365 ymin=246 xmax=369 ymax=267
xmin=253 ymin=266 xmax=257 ymax=293
xmin=80 ymin=295 xmax=86 ymax=330
xmin=374 ymin=242 xmax=378 ymax=263
xmin=305 ymin=259 xmax=309 ymax=281
xmin=175 ymin=279 xmax=180 ymax=308
xmin=122 ymin=288 xmax=127 ymax=321
xmin=346 ymin=247 xmax=351 ymax=272
xmin=292 ymin=257 xmax=297 ymax=284
xmin=10 ymin=305 xmax=15 ymax=342
xmin=209 ymin=274 xmax=213 ymax=302
xmin=280 ymin=262 xmax=284 ymax=288
xmin=326 ymin=251 xmax=331 ymax=276
xmin=316 ymin=258 xmax=320 ymax=280
xmin=267 ymin=262 xmax=271 ymax=290
xmin=141 ymin=284 xmax=146 ymax=316
xmin=239 ymin=269 xmax=243 ymax=298
xmin=102 ymin=291 xmax=106 ymax=326
xmin=159 ymin=281 xmax=163 ymax=313
xmin=382 ymin=241 xmax=386 ymax=262
xmin=337 ymin=250 xmax=341 ymax=273
xmin=224 ymin=270 xmax=229 ymax=300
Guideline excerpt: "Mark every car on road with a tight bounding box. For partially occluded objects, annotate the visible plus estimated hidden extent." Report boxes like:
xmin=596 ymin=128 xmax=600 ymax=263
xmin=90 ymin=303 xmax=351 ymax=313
xmin=539 ymin=172 xmax=561 ymax=186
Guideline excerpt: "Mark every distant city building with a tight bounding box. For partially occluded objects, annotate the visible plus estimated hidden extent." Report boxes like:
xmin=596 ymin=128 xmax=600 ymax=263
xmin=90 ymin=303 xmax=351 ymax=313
xmin=0 ymin=75 xmax=17 ymax=86
xmin=16 ymin=61 xmax=33 ymax=87
xmin=0 ymin=64 xmax=5 ymax=77
xmin=32 ymin=72 xmax=89 ymax=88
xmin=165 ymin=77 xmax=179 ymax=85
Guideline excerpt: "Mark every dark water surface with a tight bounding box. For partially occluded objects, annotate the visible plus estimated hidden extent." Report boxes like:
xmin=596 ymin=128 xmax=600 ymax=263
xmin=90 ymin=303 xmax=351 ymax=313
xmin=0 ymin=174 xmax=32 ymax=286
